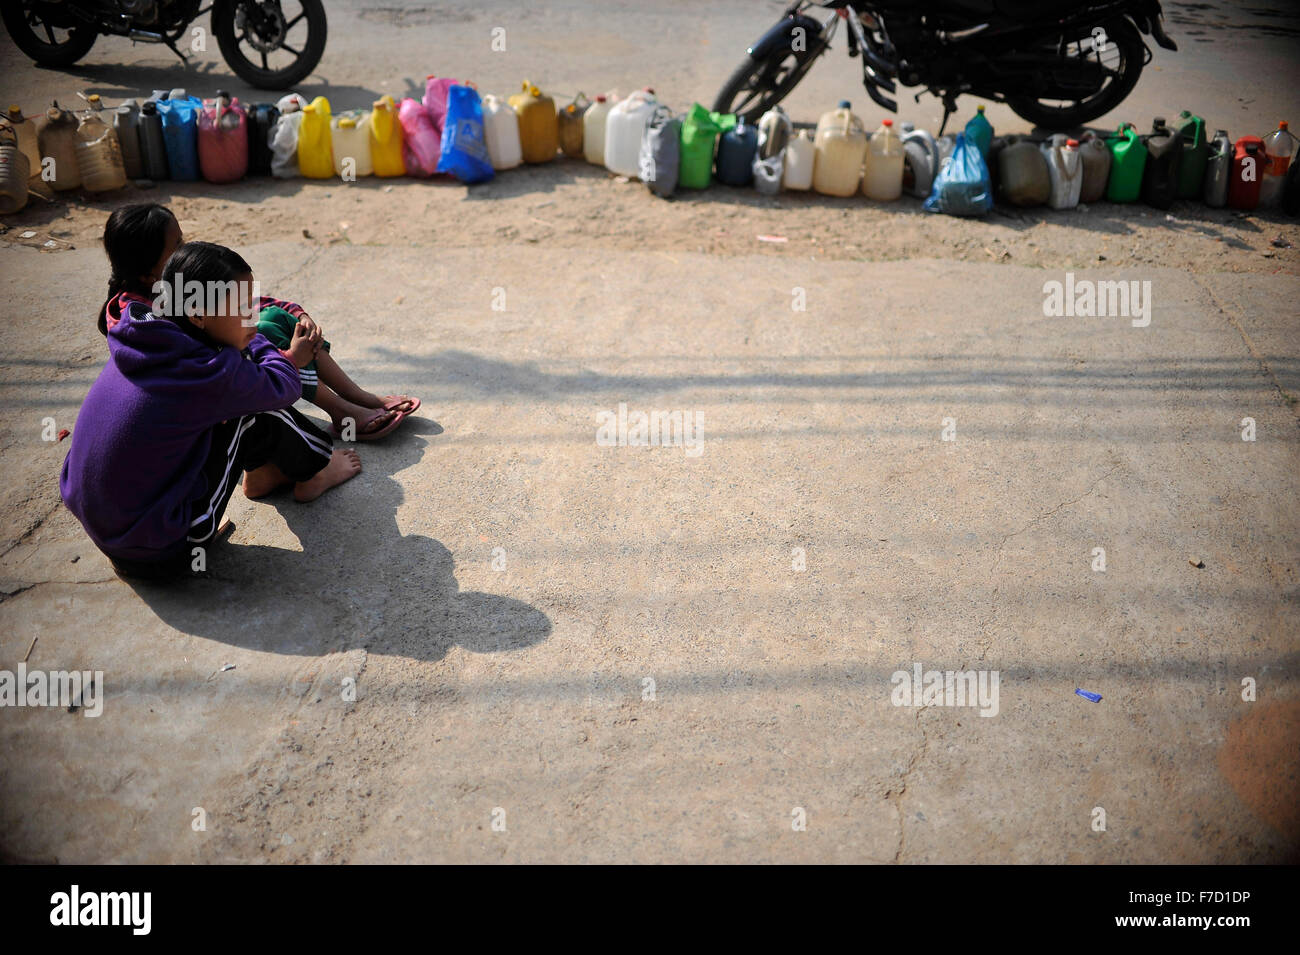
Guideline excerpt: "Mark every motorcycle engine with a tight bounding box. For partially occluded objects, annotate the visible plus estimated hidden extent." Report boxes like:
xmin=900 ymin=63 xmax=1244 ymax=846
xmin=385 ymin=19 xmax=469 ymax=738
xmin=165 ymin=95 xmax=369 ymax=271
xmin=117 ymin=0 xmax=158 ymax=18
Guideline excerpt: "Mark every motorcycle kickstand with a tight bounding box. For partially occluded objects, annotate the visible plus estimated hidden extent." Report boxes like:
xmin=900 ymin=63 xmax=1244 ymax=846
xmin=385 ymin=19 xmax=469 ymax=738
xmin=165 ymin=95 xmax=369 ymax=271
xmin=936 ymin=93 xmax=957 ymax=136
xmin=162 ymin=35 xmax=189 ymax=65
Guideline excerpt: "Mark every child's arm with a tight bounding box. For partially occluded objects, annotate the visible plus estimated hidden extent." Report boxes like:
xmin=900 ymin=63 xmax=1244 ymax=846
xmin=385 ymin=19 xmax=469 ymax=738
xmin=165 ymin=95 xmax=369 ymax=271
xmin=254 ymin=294 xmax=310 ymax=322
xmin=198 ymin=335 xmax=303 ymax=424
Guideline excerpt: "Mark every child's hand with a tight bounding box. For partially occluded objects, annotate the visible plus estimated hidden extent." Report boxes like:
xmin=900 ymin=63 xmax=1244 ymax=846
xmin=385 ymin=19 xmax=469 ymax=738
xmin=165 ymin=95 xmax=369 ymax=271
xmin=285 ymin=322 xmax=319 ymax=369
xmin=297 ymin=316 xmax=325 ymax=349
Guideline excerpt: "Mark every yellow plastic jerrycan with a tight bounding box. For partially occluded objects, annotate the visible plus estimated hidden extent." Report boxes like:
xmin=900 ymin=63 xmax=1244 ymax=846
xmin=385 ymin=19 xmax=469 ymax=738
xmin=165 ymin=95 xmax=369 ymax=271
xmin=369 ymin=95 xmax=405 ymax=177
xmin=507 ymin=81 xmax=557 ymax=164
xmin=297 ymin=95 xmax=334 ymax=179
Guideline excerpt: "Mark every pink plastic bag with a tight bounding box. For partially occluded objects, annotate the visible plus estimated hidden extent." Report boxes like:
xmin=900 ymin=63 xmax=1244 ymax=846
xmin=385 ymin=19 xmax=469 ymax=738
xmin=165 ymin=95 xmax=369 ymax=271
xmin=197 ymin=95 xmax=249 ymax=184
xmin=423 ymin=75 xmax=465 ymax=141
xmin=399 ymin=96 xmax=440 ymax=177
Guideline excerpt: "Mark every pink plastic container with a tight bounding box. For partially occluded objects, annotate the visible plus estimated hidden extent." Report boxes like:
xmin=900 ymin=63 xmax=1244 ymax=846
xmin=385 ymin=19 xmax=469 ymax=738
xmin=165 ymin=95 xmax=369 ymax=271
xmin=423 ymin=75 xmax=465 ymax=141
xmin=399 ymin=96 xmax=440 ymax=177
xmin=197 ymin=92 xmax=248 ymax=184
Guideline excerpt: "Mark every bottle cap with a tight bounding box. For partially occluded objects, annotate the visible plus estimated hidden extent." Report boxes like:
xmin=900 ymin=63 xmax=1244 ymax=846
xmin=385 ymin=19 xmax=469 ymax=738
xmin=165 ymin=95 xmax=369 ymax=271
xmin=339 ymin=117 xmax=355 ymax=128
xmin=216 ymin=89 xmax=230 ymax=100
xmin=530 ymin=86 xmax=540 ymax=97
xmin=1066 ymin=138 xmax=1079 ymax=147
xmin=595 ymin=95 xmax=606 ymax=103
xmin=1281 ymin=121 xmax=1289 ymax=130
xmin=838 ymin=99 xmax=851 ymax=108
xmin=882 ymin=118 xmax=893 ymax=126
xmin=1153 ymin=116 xmax=1165 ymax=126
xmin=87 ymin=94 xmax=101 ymax=105
xmin=1180 ymin=109 xmax=1191 ymax=117
xmin=977 ymin=104 xmax=985 ymax=112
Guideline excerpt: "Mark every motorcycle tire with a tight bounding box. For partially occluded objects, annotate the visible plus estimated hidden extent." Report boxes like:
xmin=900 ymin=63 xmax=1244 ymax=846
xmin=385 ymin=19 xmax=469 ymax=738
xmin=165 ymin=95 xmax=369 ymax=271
xmin=1 ymin=2 xmax=98 ymax=67
xmin=713 ymin=44 xmax=823 ymax=124
xmin=1006 ymin=18 xmax=1146 ymax=131
xmin=213 ymin=0 xmax=328 ymax=90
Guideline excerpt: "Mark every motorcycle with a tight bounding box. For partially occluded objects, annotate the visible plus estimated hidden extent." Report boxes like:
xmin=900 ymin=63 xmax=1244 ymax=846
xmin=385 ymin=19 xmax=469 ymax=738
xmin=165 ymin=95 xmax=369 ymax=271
xmin=713 ymin=0 xmax=1177 ymax=132
xmin=2 ymin=0 xmax=327 ymax=90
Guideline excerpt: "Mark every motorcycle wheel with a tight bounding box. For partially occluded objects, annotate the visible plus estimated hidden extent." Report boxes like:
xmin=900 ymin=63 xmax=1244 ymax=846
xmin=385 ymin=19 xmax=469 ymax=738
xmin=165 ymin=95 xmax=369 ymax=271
xmin=713 ymin=44 xmax=822 ymax=124
xmin=213 ymin=0 xmax=327 ymax=90
xmin=1006 ymin=18 xmax=1145 ymax=130
xmin=1 ymin=2 xmax=98 ymax=67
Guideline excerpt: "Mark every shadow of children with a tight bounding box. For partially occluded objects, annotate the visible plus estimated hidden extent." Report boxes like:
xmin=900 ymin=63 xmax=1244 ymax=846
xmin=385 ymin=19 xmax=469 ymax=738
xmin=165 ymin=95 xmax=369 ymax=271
xmin=123 ymin=419 xmax=551 ymax=664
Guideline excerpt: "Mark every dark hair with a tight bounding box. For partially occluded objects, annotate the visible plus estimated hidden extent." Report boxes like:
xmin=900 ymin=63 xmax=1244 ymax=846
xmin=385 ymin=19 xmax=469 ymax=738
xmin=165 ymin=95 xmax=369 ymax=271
xmin=99 ymin=203 xmax=176 ymax=335
xmin=159 ymin=242 xmax=254 ymax=343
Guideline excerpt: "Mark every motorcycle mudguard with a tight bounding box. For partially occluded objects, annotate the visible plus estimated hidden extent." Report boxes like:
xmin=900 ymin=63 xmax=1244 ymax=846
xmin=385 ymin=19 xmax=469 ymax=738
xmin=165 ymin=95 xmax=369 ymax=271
xmin=747 ymin=13 xmax=825 ymax=60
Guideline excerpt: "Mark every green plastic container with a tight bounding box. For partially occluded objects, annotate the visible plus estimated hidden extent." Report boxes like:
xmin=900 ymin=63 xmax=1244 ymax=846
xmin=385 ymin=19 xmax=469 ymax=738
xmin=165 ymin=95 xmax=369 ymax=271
xmin=965 ymin=104 xmax=993 ymax=163
xmin=1174 ymin=110 xmax=1208 ymax=199
xmin=1105 ymin=123 xmax=1147 ymax=203
xmin=678 ymin=104 xmax=737 ymax=189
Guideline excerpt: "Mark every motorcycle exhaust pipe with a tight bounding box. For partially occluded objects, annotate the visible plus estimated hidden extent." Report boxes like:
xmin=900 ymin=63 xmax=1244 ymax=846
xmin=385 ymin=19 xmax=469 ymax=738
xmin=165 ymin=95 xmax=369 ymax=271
xmin=864 ymin=71 xmax=897 ymax=112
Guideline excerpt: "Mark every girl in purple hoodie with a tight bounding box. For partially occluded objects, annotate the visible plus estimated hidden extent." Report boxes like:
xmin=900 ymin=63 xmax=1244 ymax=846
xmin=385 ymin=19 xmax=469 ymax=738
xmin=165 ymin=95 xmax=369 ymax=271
xmin=61 ymin=242 xmax=362 ymax=579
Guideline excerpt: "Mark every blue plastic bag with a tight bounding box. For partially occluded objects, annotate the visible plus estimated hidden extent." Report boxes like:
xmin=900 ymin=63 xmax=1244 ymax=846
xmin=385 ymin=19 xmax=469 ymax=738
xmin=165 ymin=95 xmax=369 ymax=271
xmin=156 ymin=95 xmax=202 ymax=181
xmin=923 ymin=132 xmax=992 ymax=217
xmin=436 ymin=85 xmax=494 ymax=184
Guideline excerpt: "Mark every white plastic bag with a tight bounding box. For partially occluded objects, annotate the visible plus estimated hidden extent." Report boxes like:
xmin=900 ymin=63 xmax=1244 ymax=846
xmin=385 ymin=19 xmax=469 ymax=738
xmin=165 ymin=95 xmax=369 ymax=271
xmin=269 ymin=93 xmax=306 ymax=179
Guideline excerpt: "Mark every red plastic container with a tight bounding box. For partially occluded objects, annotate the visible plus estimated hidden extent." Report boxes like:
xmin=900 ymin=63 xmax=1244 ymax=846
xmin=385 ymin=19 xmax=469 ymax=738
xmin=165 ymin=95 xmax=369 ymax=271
xmin=197 ymin=91 xmax=248 ymax=184
xmin=1227 ymin=135 xmax=1269 ymax=210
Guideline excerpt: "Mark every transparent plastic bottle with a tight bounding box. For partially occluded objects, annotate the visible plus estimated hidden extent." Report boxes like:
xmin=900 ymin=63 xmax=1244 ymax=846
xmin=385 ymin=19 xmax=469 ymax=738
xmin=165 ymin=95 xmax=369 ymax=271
xmin=1260 ymin=121 xmax=1298 ymax=207
xmin=0 ymin=122 xmax=31 ymax=213
xmin=75 ymin=101 xmax=127 ymax=192
xmin=782 ymin=128 xmax=815 ymax=191
xmin=862 ymin=118 xmax=904 ymax=200
xmin=38 ymin=102 xmax=82 ymax=190
xmin=331 ymin=111 xmax=372 ymax=178
xmin=583 ymin=93 xmax=616 ymax=165
xmin=812 ymin=100 xmax=866 ymax=197
xmin=481 ymin=94 xmax=522 ymax=170
xmin=4 ymin=106 xmax=41 ymax=181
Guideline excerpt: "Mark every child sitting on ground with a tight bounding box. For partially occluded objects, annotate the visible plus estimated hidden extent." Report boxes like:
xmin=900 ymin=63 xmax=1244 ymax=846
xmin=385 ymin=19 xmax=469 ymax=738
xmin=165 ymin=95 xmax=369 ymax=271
xmin=62 ymin=242 xmax=362 ymax=578
xmin=96 ymin=203 xmax=420 ymax=441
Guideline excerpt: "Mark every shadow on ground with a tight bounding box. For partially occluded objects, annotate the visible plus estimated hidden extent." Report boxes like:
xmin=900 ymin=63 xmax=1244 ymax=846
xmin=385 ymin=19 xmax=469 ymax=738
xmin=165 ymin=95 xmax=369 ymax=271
xmin=120 ymin=417 xmax=552 ymax=662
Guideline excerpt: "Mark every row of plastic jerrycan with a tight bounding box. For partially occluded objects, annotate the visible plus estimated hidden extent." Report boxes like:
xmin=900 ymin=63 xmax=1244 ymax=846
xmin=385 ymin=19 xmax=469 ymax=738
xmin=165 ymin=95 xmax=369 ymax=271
xmin=993 ymin=114 xmax=1298 ymax=212
xmin=270 ymin=78 xmax=494 ymax=182
xmin=463 ymin=83 xmax=912 ymax=199
xmin=0 ymin=94 xmax=140 ymax=212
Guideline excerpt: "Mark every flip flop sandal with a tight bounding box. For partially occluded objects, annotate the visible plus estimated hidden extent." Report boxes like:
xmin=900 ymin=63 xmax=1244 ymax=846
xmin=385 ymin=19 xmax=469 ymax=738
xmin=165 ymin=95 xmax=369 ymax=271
xmin=381 ymin=395 xmax=421 ymax=415
xmin=330 ymin=408 xmax=399 ymax=440
xmin=354 ymin=409 xmax=407 ymax=442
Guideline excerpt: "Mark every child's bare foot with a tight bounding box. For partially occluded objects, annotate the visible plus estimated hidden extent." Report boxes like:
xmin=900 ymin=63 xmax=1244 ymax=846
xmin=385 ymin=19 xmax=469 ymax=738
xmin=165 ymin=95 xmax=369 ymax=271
xmin=294 ymin=449 xmax=361 ymax=502
xmin=244 ymin=463 xmax=292 ymax=499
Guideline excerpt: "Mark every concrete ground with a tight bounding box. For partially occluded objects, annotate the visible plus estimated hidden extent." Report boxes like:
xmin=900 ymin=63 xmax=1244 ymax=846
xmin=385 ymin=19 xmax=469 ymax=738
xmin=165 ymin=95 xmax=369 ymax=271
xmin=0 ymin=1 xmax=1298 ymax=863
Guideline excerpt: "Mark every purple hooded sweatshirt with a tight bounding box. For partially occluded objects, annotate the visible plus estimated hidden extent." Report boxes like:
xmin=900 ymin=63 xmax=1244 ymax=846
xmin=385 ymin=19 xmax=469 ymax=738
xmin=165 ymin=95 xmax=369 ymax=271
xmin=60 ymin=299 xmax=301 ymax=562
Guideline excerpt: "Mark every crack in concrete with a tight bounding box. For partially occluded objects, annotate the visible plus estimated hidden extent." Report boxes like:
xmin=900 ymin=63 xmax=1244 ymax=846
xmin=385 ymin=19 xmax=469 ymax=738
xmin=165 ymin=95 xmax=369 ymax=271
xmin=973 ymin=465 xmax=1119 ymax=663
xmin=988 ymin=465 xmax=1120 ymax=578
xmin=887 ymin=706 xmax=930 ymax=864
xmin=1191 ymin=274 xmax=1300 ymax=422
xmin=0 ymin=502 xmax=63 ymax=563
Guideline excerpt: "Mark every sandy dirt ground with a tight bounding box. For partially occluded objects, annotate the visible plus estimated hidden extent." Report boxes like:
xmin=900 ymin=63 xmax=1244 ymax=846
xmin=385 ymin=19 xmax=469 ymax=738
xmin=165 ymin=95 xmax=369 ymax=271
xmin=0 ymin=1 xmax=1297 ymax=863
